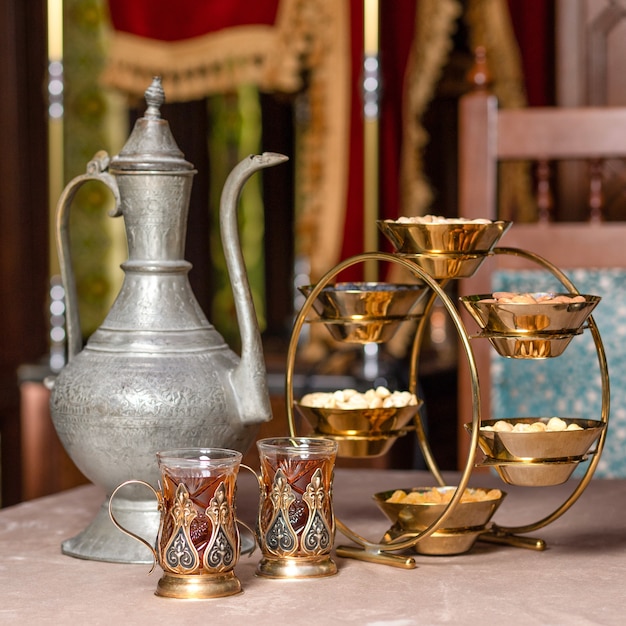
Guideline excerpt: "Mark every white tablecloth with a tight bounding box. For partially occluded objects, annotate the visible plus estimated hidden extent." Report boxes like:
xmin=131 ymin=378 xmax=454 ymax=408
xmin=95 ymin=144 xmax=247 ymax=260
xmin=1 ymin=468 xmax=624 ymax=625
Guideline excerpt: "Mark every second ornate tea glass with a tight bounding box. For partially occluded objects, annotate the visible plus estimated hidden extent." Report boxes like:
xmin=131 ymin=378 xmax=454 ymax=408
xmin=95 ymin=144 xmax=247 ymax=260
xmin=255 ymin=437 xmax=338 ymax=578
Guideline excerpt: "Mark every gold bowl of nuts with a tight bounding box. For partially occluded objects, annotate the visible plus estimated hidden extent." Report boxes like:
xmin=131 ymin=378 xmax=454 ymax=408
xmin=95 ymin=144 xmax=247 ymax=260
xmin=468 ymin=417 xmax=605 ymax=461
xmin=374 ymin=486 xmax=505 ymax=555
xmin=295 ymin=387 xmax=421 ymax=457
xmin=377 ymin=216 xmax=511 ymax=280
xmin=377 ymin=216 xmax=511 ymax=255
xmin=466 ymin=417 xmax=605 ymax=486
xmin=299 ymin=282 xmax=428 ymax=344
xmin=460 ymin=292 xmax=600 ymax=335
xmin=295 ymin=403 xmax=420 ymax=436
xmin=460 ymin=292 xmax=600 ymax=358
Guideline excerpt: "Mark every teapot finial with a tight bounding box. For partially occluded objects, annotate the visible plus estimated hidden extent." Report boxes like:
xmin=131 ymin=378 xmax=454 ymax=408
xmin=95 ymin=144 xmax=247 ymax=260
xmin=110 ymin=77 xmax=193 ymax=171
xmin=144 ymin=77 xmax=164 ymax=119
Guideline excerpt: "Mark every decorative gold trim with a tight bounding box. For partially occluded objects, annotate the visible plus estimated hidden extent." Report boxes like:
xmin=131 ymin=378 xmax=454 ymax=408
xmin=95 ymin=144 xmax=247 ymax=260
xmin=388 ymin=0 xmax=462 ymax=359
xmin=203 ymin=482 xmax=238 ymax=572
xmin=162 ymin=483 xmax=200 ymax=574
xmin=400 ymin=0 xmax=463 ymax=217
xmin=288 ymin=0 xmax=350 ymax=281
xmin=301 ymin=467 xmax=333 ymax=555
xmin=466 ymin=0 xmax=526 ymax=108
xmin=263 ymin=468 xmax=299 ymax=556
xmin=101 ymin=0 xmax=305 ymax=99
xmin=101 ymin=27 xmax=278 ymax=101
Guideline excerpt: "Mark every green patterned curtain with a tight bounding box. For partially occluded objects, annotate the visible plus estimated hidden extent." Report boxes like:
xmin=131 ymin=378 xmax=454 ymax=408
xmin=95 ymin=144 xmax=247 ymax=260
xmin=62 ymin=0 xmax=125 ymax=338
xmin=208 ymin=87 xmax=266 ymax=350
xmin=60 ymin=0 xmax=265 ymax=346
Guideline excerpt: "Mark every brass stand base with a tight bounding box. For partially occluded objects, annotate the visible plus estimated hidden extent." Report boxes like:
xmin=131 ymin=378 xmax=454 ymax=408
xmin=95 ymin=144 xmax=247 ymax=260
xmin=256 ymin=555 xmax=337 ymax=579
xmin=335 ymin=545 xmax=417 ymax=569
xmin=156 ymin=571 xmax=242 ymax=599
xmin=478 ymin=528 xmax=546 ymax=551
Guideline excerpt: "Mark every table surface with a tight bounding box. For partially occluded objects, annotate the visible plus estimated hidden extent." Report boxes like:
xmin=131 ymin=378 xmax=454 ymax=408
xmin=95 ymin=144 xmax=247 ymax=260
xmin=1 ymin=467 xmax=625 ymax=626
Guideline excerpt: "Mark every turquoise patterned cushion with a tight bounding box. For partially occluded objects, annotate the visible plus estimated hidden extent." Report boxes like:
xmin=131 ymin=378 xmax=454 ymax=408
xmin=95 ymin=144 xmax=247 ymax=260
xmin=490 ymin=268 xmax=626 ymax=478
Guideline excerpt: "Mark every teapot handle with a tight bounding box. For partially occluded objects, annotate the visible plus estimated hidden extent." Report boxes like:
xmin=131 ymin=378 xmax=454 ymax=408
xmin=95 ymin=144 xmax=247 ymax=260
xmin=55 ymin=151 xmax=121 ymax=360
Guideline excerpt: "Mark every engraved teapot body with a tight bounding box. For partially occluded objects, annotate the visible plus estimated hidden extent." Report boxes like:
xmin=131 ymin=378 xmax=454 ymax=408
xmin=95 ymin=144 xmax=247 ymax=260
xmin=49 ymin=78 xmax=287 ymax=563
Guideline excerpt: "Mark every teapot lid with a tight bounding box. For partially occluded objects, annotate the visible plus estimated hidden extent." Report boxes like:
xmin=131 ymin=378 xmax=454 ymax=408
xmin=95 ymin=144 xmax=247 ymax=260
xmin=110 ymin=77 xmax=194 ymax=172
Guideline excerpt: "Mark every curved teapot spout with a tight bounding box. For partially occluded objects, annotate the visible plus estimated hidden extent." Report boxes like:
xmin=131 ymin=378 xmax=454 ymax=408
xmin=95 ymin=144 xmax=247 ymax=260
xmin=220 ymin=153 xmax=289 ymax=424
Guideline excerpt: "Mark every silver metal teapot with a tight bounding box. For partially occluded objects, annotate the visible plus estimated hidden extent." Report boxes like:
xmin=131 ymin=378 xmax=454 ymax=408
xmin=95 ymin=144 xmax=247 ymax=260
xmin=48 ymin=78 xmax=287 ymax=563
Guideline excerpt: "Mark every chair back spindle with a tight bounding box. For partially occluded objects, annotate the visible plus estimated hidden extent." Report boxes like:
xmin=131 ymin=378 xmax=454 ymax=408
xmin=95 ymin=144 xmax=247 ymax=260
xmin=535 ymin=159 xmax=553 ymax=222
xmin=588 ymin=158 xmax=605 ymax=222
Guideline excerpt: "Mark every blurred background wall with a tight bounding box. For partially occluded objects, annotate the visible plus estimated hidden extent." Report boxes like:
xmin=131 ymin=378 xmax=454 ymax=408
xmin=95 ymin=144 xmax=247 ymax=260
xmin=3 ymin=0 xmax=625 ymax=505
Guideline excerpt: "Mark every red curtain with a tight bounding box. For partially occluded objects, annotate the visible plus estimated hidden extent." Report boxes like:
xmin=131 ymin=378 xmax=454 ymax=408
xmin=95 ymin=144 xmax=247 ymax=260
xmin=507 ymin=0 xmax=555 ymax=106
xmin=106 ymin=0 xmax=420 ymax=283
xmin=107 ymin=0 xmax=280 ymax=40
xmin=105 ymin=0 xmax=556 ymax=282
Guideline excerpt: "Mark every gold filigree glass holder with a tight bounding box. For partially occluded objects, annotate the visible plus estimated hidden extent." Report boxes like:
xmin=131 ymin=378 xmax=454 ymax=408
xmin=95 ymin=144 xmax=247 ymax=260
xmin=255 ymin=437 xmax=338 ymax=578
xmin=109 ymin=448 xmax=246 ymax=599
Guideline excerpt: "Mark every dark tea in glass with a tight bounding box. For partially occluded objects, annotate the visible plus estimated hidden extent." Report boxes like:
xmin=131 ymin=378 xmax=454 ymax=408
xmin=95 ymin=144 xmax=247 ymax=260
xmin=256 ymin=437 xmax=338 ymax=578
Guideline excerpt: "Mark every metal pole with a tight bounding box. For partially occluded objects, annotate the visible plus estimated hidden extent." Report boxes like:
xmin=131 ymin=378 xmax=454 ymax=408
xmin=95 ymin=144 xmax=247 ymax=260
xmin=363 ymin=0 xmax=381 ymax=280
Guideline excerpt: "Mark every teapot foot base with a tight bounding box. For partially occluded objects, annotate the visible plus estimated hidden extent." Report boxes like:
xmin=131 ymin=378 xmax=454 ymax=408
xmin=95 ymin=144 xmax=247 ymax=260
xmin=62 ymin=495 xmax=158 ymax=564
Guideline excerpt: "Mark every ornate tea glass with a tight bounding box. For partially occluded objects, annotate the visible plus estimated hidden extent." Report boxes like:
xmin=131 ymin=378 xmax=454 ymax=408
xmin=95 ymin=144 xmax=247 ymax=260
xmin=109 ymin=448 xmax=243 ymax=599
xmin=255 ymin=437 xmax=338 ymax=578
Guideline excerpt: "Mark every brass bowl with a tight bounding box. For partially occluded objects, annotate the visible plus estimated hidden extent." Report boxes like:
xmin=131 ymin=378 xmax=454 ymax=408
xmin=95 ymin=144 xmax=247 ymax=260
xmin=466 ymin=418 xmax=605 ymax=462
xmin=377 ymin=219 xmax=512 ymax=255
xmin=299 ymin=282 xmax=429 ymax=319
xmin=478 ymin=457 xmax=585 ymax=487
xmin=315 ymin=429 xmax=414 ymax=458
xmin=399 ymin=252 xmax=489 ymax=279
xmin=308 ymin=317 xmax=417 ymax=344
xmin=374 ymin=486 xmax=506 ymax=555
xmin=482 ymin=331 xmax=581 ymax=359
xmin=295 ymin=403 xmax=420 ymax=437
xmin=460 ymin=293 xmax=601 ymax=335
xmin=300 ymin=282 xmax=428 ymax=343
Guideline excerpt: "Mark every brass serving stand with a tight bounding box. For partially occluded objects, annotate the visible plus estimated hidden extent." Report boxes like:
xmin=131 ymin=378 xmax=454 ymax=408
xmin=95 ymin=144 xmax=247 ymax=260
xmin=283 ymin=223 xmax=609 ymax=569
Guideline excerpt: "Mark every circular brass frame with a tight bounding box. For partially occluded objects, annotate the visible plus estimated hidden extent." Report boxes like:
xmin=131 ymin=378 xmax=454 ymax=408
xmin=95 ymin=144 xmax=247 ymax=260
xmin=283 ymin=246 xmax=610 ymax=566
xmin=285 ymin=252 xmax=483 ymax=568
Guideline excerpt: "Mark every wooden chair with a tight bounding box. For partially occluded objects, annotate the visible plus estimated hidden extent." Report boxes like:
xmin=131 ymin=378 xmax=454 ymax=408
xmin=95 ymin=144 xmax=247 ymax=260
xmin=456 ymin=67 xmax=626 ymax=477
